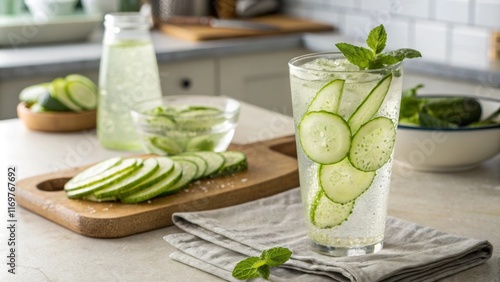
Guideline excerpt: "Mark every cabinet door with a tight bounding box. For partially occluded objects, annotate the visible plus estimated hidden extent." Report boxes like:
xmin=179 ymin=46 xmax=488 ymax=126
xmin=219 ymin=49 xmax=307 ymax=116
xmin=158 ymin=58 xmax=216 ymax=96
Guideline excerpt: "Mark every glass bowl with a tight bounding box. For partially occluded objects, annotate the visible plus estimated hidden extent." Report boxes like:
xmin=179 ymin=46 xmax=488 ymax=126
xmin=131 ymin=95 xmax=240 ymax=155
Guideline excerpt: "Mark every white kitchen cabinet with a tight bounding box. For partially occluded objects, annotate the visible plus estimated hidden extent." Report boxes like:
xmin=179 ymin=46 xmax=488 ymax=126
xmin=158 ymin=58 xmax=216 ymax=96
xmin=219 ymin=49 xmax=308 ymax=116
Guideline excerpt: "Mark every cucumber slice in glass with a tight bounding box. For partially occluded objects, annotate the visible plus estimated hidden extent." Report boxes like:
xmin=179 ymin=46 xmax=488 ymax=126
xmin=349 ymin=117 xmax=396 ymax=172
xmin=150 ymin=136 xmax=184 ymax=155
xmin=298 ymin=111 xmax=351 ymax=165
xmin=348 ymin=74 xmax=392 ymax=133
xmin=93 ymin=158 xmax=159 ymax=199
xmin=171 ymin=155 xmax=207 ymax=180
xmin=121 ymin=161 xmax=183 ymax=204
xmin=310 ymin=190 xmax=354 ymax=229
xmin=319 ymin=158 xmax=375 ymax=204
xmin=65 ymin=158 xmax=137 ymax=191
xmin=307 ymin=79 xmax=345 ymax=114
xmin=66 ymin=81 xmax=97 ymax=110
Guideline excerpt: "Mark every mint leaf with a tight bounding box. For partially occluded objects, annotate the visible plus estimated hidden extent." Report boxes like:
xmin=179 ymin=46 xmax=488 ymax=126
xmin=257 ymin=265 xmax=271 ymax=280
xmin=402 ymin=84 xmax=424 ymax=98
xmin=368 ymin=53 xmax=400 ymax=69
xmin=335 ymin=43 xmax=374 ymax=69
xmin=261 ymin=247 xmax=293 ymax=267
xmin=386 ymin=48 xmax=422 ymax=61
xmin=232 ymin=247 xmax=293 ymax=280
xmin=232 ymin=257 xmax=261 ymax=280
xmin=366 ymin=24 xmax=387 ymax=54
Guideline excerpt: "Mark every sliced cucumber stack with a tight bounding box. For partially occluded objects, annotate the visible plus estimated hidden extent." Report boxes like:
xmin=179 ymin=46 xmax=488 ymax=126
xmin=297 ymin=73 xmax=396 ymax=228
xmin=65 ymin=150 xmax=249 ymax=204
xmin=19 ymin=74 xmax=98 ymax=113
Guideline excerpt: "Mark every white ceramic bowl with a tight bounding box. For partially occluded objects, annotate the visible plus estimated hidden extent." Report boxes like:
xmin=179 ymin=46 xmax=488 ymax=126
xmin=394 ymin=96 xmax=500 ymax=172
xmin=25 ymin=0 xmax=78 ymax=19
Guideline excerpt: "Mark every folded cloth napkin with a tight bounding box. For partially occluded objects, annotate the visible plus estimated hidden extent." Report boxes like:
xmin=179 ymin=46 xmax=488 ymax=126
xmin=164 ymin=188 xmax=493 ymax=282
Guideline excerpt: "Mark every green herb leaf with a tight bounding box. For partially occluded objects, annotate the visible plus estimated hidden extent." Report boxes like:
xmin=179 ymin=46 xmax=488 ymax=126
xmin=368 ymin=53 xmax=400 ymax=69
xmin=261 ymin=247 xmax=293 ymax=267
xmin=232 ymin=257 xmax=261 ymax=280
xmin=402 ymin=84 xmax=425 ymax=98
xmin=257 ymin=265 xmax=271 ymax=280
xmin=386 ymin=48 xmax=422 ymax=61
xmin=335 ymin=43 xmax=374 ymax=69
xmin=232 ymin=247 xmax=293 ymax=280
xmin=366 ymin=24 xmax=387 ymax=54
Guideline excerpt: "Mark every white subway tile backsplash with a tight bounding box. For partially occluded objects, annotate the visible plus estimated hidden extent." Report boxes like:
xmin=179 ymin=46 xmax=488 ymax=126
xmin=385 ymin=18 xmax=411 ymax=50
xmin=434 ymin=0 xmax=469 ymax=24
xmin=450 ymin=26 xmax=490 ymax=68
xmin=475 ymin=0 xmax=500 ymax=28
xmin=344 ymin=13 xmax=379 ymax=44
xmin=359 ymin=0 xmax=388 ymax=11
xmin=414 ymin=20 xmax=448 ymax=63
xmin=391 ymin=0 xmax=430 ymax=19
xmin=324 ymin=0 xmax=356 ymax=9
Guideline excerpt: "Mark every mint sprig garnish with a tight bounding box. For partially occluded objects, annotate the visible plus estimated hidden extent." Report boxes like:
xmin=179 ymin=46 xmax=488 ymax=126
xmin=335 ymin=24 xmax=421 ymax=70
xmin=232 ymin=247 xmax=292 ymax=280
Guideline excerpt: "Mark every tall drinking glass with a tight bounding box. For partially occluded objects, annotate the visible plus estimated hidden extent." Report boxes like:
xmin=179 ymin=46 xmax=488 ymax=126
xmin=288 ymin=52 xmax=403 ymax=256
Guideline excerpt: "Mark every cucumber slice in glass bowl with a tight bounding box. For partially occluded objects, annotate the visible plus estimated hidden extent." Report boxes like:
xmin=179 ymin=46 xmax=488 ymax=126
xmin=349 ymin=117 xmax=396 ymax=172
xmin=298 ymin=111 xmax=351 ymax=165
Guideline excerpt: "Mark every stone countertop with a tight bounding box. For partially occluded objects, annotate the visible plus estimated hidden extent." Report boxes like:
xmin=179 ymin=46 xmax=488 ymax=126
xmin=0 ymin=29 xmax=303 ymax=79
xmin=0 ymin=101 xmax=499 ymax=281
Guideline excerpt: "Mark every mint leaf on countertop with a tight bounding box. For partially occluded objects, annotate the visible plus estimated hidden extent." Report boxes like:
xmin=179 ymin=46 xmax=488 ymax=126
xmin=335 ymin=24 xmax=422 ymax=70
xmin=232 ymin=247 xmax=293 ymax=280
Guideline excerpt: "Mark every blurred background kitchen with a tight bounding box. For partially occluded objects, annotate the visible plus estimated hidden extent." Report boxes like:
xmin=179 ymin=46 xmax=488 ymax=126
xmin=1 ymin=0 xmax=499 ymax=120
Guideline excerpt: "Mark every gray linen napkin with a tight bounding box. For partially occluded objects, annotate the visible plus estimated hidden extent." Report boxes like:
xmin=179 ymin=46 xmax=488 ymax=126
xmin=163 ymin=188 xmax=493 ymax=282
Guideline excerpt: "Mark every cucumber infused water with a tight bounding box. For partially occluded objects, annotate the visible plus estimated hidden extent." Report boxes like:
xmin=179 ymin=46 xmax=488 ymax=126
xmin=288 ymin=25 xmax=420 ymax=256
xmin=98 ymin=13 xmax=162 ymax=151
xmin=289 ymin=54 xmax=403 ymax=256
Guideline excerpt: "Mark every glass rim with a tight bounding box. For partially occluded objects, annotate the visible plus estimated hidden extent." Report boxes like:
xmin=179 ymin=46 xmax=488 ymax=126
xmin=288 ymin=52 xmax=402 ymax=74
xmin=130 ymin=95 xmax=241 ymax=118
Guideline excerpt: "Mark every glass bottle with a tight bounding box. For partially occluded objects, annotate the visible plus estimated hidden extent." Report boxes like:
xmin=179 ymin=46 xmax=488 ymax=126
xmin=97 ymin=12 xmax=162 ymax=151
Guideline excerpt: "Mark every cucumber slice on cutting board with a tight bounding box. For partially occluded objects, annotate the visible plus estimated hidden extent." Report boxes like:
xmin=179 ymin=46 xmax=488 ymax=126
xmin=65 ymin=158 xmax=137 ymax=191
xmin=190 ymin=151 xmax=225 ymax=178
xmin=66 ymin=161 xmax=142 ymax=199
xmin=171 ymin=155 xmax=207 ymax=180
xmin=298 ymin=111 xmax=351 ymax=165
xmin=93 ymin=158 xmax=159 ymax=199
xmin=121 ymin=161 xmax=183 ymax=204
xmin=348 ymin=74 xmax=392 ymax=134
xmin=349 ymin=117 xmax=396 ymax=172
xmin=310 ymin=190 xmax=354 ymax=229
xmin=67 ymin=157 xmax=122 ymax=184
xmin=159 ymin=159 xmax=198 ymax=196
xmin=118 ymin=157 xmax=175 ymax=198
xmin=213 ymin=151 xmax=248 ymax=177
xmin=319 ymin=158 xmax=375 ymax=204
xmin=307 ymin=79 xmax=345 ymax=114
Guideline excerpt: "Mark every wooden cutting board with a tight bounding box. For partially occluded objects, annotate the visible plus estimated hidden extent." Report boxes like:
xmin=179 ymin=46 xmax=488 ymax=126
xmin=17 ymin=136 xmax=299 ymax=238
xmin=159 ymin=14 xmax=334 ymax=41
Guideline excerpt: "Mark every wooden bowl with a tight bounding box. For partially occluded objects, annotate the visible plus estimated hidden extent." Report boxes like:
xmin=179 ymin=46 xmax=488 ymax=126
xmin=17 ymin=103 xmax=96 ymax=132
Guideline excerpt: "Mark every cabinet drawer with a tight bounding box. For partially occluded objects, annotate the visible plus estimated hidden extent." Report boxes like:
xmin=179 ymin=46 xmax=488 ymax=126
xmin=158 ymin=58 xmax=216 ymax=96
